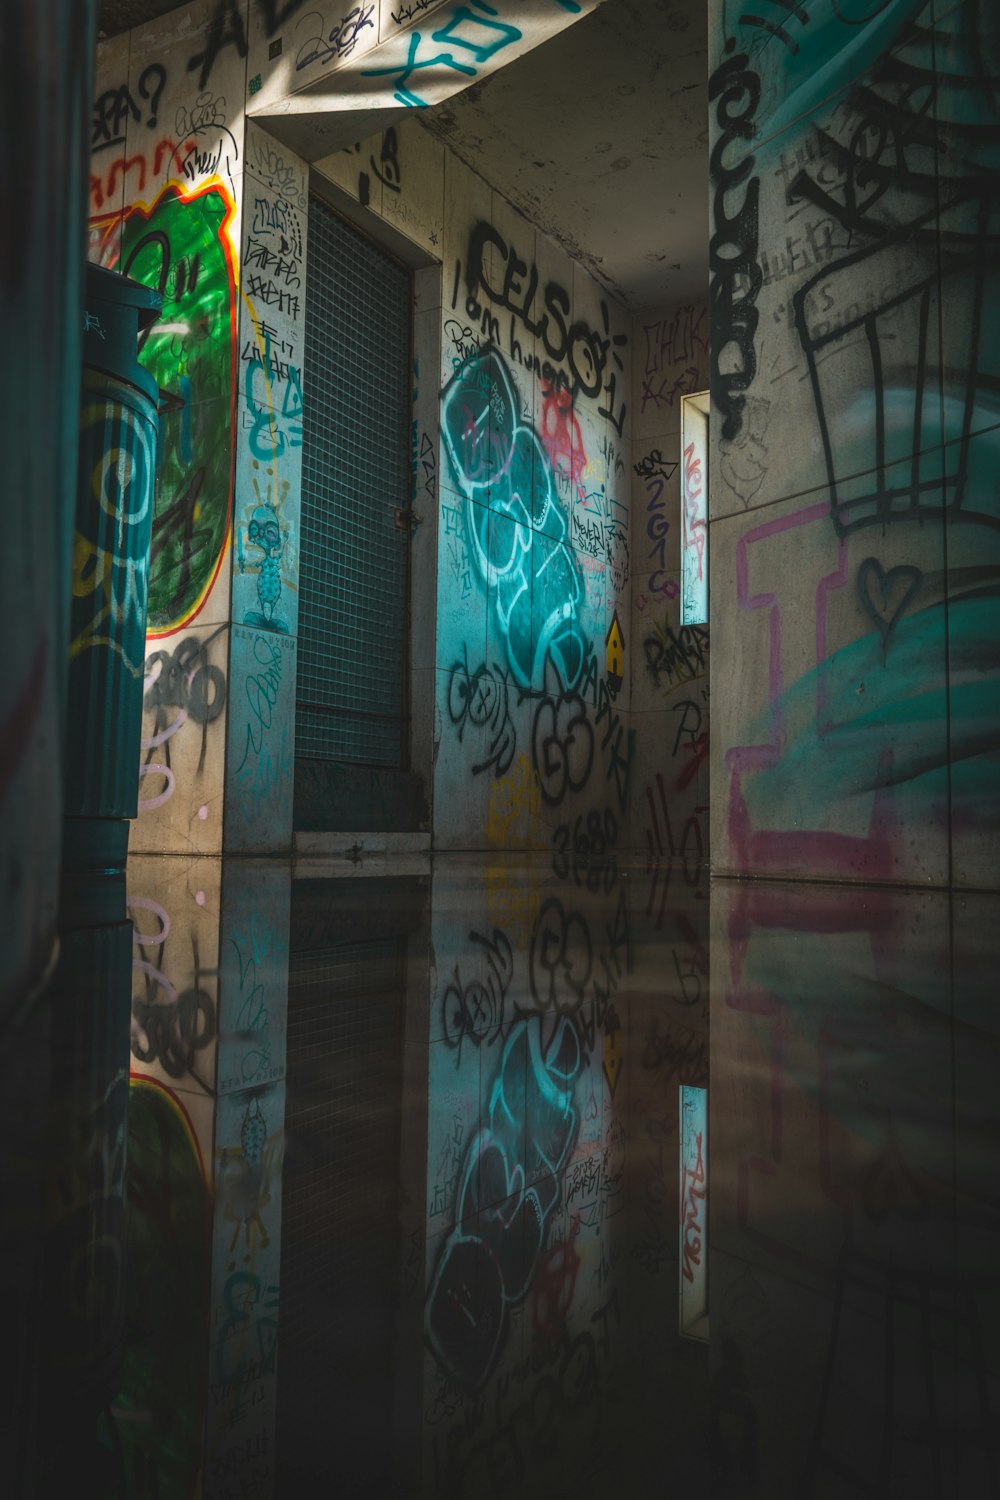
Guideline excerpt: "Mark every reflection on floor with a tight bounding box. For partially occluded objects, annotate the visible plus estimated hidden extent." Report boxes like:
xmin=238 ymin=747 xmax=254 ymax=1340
xmin=4 ymin=856 xmax=999 ymax=1498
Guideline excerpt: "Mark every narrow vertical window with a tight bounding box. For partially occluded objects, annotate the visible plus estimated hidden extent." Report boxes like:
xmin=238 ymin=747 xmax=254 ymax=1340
xmin=680 ymin=392 xmax=710 ymax=628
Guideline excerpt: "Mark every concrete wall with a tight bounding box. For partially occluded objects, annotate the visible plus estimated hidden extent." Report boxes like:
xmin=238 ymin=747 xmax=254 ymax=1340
xmin=709 ymin=876 xmax=1000 ymax=1491
xmin=708 ymin=0 xmax=1000 ymax=889
xmin=316 ymin=125 xmax=635 ymax=853
xmin=124 ymin=852 xmax=289 ymax=1493
xmin=92 ymin=0 xmax=653 ymax=858
xmin=90 ymin=4 xmax=311 ymax=857
xmin=630 ymin=298 xmax=711 ymax=873
xmin=423 ymin=853 xmax=708 ymax=1494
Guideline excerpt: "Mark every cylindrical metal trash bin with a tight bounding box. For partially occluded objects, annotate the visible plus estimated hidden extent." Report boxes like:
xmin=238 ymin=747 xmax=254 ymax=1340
xmin=65 ymin=264 xmax=161 ymax=870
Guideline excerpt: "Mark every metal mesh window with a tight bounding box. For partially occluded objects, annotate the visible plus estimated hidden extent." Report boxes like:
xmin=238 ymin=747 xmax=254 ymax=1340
xmin=297 ymin=197 xmax=411 ymax=767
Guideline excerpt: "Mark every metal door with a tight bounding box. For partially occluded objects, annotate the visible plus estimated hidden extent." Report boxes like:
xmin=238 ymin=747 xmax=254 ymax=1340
xmin=296 ymin=196 xmax=412 ymax=768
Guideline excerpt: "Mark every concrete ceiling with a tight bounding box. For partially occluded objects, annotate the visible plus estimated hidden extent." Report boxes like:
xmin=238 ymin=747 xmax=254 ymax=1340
xmin=420 ymin=0 xmax=708 ymax=314
xmin=98 ymin=0 xmax=179 ymax=34
xmin=98 ymin=0 xmax=709 ymax=313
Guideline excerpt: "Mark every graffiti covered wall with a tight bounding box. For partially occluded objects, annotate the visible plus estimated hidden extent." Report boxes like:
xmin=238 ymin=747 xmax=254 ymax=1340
xmin=90 ymin=8 xmax=245 ymax=853
xmin=630 ymin=298 xmax=711 ymax=878
xmin=90 ymin=7 xmax=310 ymax=855
xmin=312 ymin=118 xmax=635 ymax=850
xmin=709 ymin=878 xmax=1000 ymax=1492
xmin=122 ymin=853 xmax=289 ymax=1495
xmin=708 ymin=0 xmax=1000 ymax=887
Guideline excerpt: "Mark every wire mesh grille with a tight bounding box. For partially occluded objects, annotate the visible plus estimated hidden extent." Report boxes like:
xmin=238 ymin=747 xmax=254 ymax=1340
xmin=296 ymin=196 xmax=411 ymax=766
xmin=280 ymin=940 xmax=404 ymax=1389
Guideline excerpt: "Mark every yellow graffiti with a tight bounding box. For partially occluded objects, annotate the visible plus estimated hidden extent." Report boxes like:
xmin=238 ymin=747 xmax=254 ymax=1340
xmin=484 ymin=753 xmax=543 ymax=943
xmin=485 ymin=752 xmax=541 ymax=847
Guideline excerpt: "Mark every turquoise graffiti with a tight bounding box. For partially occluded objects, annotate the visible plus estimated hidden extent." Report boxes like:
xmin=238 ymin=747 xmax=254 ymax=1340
xmin=716 ymin=0 xmax=1000 ymax=876
xmin=736 ymin=0 xmax=931 ymax=139
xmin=426 ymin=1015 xmax=581 ymax=1390
xmin=441 ymin=347 xmax=587 ymax=692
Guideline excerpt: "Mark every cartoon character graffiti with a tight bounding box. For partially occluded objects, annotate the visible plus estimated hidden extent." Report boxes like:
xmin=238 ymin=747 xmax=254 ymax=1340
xmin=239 ymin=461 xmax=290 ymax=633
xmin=218 ymin=1094 xmax=274 ymax=1253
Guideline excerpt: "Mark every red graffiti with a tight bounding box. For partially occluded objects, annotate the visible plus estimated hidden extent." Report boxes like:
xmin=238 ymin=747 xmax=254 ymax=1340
xmin=90 ymin=138 xmax=187 ymax=210
xmin=531 ymin=1216 xmax=581 ymax=1341
xmin=539 ymin=382 xmax=587 ymax=500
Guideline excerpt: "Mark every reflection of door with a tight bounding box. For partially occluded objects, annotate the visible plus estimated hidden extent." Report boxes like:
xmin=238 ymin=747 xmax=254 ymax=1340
xmin=295 ymin=195 xmax=412 ymax=825
xmin=278 ymin=877 xmax=421 ymax=1493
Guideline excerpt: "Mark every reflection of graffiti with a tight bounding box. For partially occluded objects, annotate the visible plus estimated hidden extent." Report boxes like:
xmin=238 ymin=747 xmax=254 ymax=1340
xmin=218 ymin=1096 xmax=274 ymax=1251
xmin=129 ymin=893 xmax=216 ymax=1085
xmin=109 ymin=1079 xmax=207 ymax=1497
xmin=441 ymin=928 xmax=514 ymax=1059
xmin=531 ymin=1217 xmax=581 ymax=1342
xmin=96 ymin=180 xmax=238 ymax=633
xmin=445 ymin=1294 xmax=621 ymax=1498
xmin=131 ymin=984 xmax=215 ymax=1079
xmin=552 ymin=809 xmax=618 ymax=893
xmin=530 ymin=898 xmax=593 ymax=1018
xmin=528 ymin=890 xmax=627 ymax=1057
xmin=426 ymin=1016 xmax=581 ymax=1390
xmin=441 ymin=346 xmax=587 ymax=691
xmin=645 ymin=771 xmax=705 ymax=886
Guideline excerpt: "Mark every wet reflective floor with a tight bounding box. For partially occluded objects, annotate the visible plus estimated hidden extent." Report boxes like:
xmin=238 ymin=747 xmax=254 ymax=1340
xmin=3 ymin=855 xmax=999 ymax=1499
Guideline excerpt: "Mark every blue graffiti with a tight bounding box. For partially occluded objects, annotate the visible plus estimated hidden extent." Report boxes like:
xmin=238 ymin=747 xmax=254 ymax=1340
xmin=426 ymin=1015 xmax=581 ymax=1390
xmin=733 ymin=0 xmax=930 ymax=140
xmin=362 ymin=0 xmax=523 ymax=108
xmin=441 ymin=346 xmax=587 ymax=691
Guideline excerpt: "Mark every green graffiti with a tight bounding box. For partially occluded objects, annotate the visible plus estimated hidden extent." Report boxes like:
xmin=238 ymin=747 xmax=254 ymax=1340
xmin=122 ymin=182 xmax=236 ymax=632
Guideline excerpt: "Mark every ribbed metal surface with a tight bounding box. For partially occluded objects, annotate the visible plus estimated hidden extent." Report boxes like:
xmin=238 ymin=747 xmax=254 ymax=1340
xmin=278 ymin=938 xmax=404 ymax=1490
xmin=66 ymin=369 xmax=158 ymax=819
xmin=296 ymin=197 xmax=411 ymax=768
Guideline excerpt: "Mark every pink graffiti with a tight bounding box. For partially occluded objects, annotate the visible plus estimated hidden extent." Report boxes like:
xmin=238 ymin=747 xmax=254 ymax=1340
xmin=682 ymin=439 xmax=707 ymax=582
xmin=681 ymin=1129 xmax=706 ymax=1284
xmin=723 ymin=500 xmax=897 ymax=878
xmin=137 ymin=762 xmax=176 ymax=812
